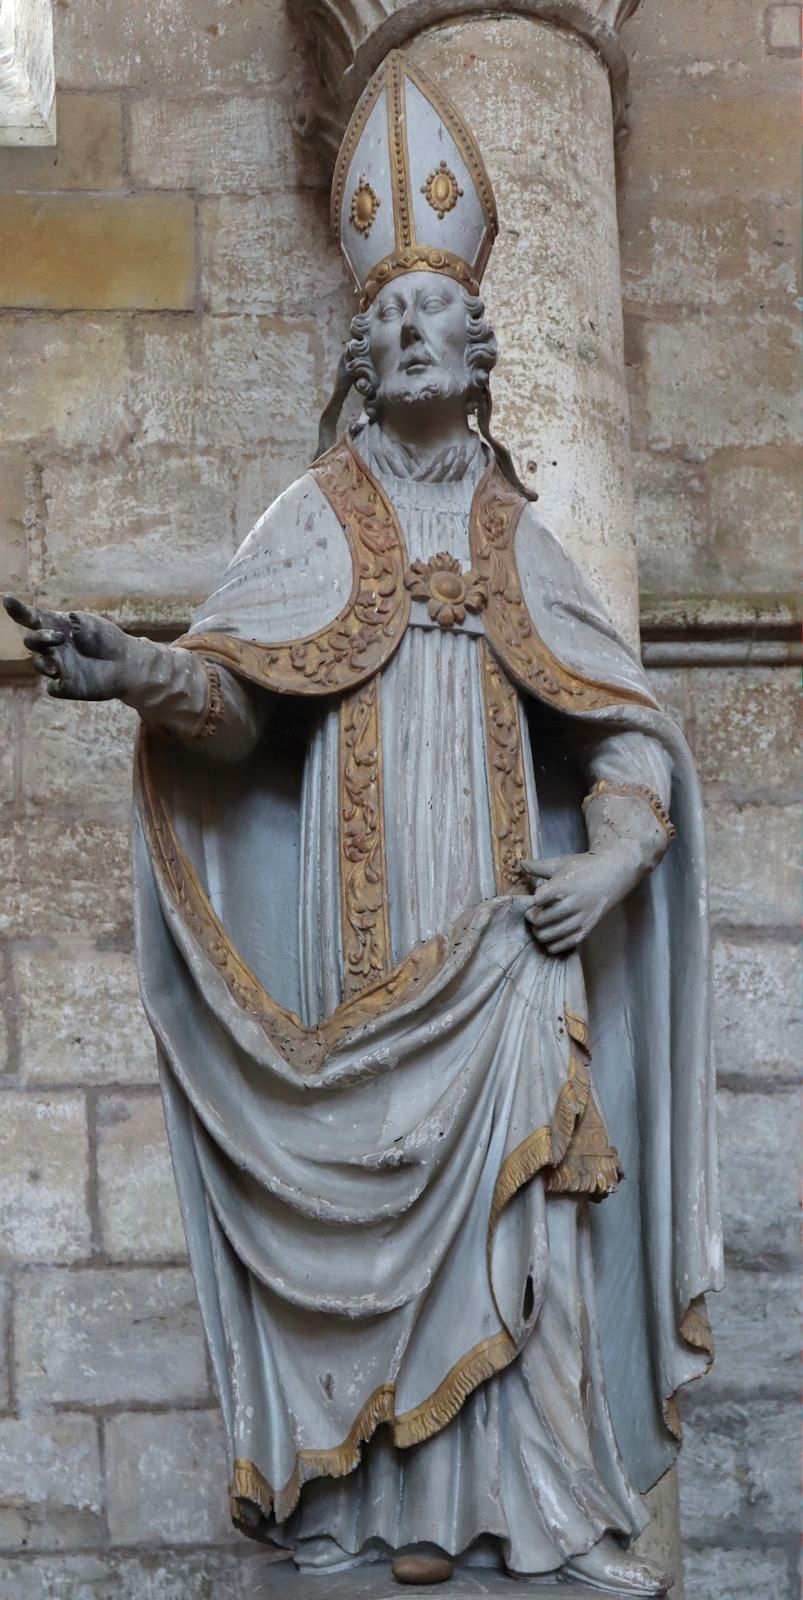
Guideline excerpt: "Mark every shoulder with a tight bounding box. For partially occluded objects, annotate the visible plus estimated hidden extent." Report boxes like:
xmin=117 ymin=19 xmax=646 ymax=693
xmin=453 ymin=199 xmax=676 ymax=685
xmin=514 ymin=502 xmax=612 ymax=623
xmin=190 ymin=468 xmax=355 ymax=645
xmin=232 ymin=470 xmax=341 ymax=568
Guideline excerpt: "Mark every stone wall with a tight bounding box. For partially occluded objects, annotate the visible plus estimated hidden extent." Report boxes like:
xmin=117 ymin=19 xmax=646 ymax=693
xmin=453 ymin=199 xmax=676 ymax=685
xmin=0 ymin=1 xmax=798 ymax=1596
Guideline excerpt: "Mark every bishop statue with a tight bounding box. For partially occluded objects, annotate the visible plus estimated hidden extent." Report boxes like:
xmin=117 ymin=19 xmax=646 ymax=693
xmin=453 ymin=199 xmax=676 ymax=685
xmin=5 ymin=52 xmax=721 ymax=1595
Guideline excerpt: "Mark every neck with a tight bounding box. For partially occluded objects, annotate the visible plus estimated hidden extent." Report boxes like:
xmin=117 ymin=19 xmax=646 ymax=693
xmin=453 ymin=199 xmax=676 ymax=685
xmin=376 ymin=400 xmax=473 ymax=459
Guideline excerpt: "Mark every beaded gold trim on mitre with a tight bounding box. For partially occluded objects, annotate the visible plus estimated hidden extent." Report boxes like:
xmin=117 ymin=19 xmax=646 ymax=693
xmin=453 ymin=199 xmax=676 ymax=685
xmin=360 ymin=245 xmax=480 ymax=308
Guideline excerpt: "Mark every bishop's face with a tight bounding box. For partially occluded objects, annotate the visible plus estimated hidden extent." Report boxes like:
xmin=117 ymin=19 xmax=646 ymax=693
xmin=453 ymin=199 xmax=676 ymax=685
xmin=368 ymin=272 xmax=470 ymax=413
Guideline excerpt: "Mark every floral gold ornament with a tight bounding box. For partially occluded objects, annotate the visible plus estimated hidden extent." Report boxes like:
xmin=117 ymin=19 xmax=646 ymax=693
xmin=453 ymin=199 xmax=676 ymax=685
xmin=404 ymin=552 xmax=488 ymax=629
xmin=349 ymin=176 xmax=380 ymax=237
xmin=421 ymin=160 xmax=463 ymax=220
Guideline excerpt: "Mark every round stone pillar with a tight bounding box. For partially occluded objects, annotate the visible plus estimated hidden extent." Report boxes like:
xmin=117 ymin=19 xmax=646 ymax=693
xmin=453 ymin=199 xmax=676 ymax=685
xmin=291 ymin=0 xmax=682 ymax=1576
xmin=404 ymin=16 xmax=638 ymax=641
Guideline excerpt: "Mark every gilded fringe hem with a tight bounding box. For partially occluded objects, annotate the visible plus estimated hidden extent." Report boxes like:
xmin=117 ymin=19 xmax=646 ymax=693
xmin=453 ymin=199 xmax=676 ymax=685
xmin=229 ymin=1332 xmax=515 ymax=1529
xmin=488 ymin=1042 xmax=622 ymax=1240
xmin=662 ymin=1296 xmax=716 ymax=1442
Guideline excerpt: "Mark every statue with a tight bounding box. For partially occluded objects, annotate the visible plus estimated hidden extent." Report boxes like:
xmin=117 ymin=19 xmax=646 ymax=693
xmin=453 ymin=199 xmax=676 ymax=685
xmin=5 ymin=52 xmax=721 ymax=1596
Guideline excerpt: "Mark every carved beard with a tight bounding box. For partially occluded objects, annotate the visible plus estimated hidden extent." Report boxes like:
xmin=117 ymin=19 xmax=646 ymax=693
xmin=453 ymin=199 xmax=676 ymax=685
xmin=376 ymin=367 xmax=470 ymax=411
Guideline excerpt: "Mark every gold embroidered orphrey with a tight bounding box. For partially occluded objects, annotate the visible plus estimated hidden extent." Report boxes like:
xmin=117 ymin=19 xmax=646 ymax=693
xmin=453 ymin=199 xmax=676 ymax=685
xmin=177 ymin=437 xmax=657 ymax=1006
xmin=422 ymin=160 xmax=464 ymax=220
xmin=181 ymin=437 xmax=657 ymax=717
xmin=350 ymin=176 xmax=380 ymax=237
xmin=338 ymin=677 xmax=392 ymax=999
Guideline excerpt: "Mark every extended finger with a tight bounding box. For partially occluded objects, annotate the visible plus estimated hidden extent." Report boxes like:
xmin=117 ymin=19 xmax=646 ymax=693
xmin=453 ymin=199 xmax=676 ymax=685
xmin=4 ymin=595 xmax=40 ymax=629
xmin=24 ymin=629 xmax=67 ymax=652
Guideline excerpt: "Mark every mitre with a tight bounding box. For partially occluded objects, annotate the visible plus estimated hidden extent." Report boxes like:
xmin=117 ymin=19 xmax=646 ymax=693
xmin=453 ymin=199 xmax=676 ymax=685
xmin=331 ymin=50 xmax=498 ymax=309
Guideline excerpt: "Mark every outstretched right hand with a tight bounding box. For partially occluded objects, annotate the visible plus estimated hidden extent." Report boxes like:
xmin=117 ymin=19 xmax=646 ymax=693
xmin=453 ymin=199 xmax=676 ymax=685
xmin=3 ymin=596 xmax=132 ymax=700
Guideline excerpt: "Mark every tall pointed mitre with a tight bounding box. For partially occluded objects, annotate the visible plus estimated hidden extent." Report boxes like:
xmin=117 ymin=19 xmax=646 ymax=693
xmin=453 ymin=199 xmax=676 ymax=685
xmin=331 ymin=51 xmax=498 ymax=309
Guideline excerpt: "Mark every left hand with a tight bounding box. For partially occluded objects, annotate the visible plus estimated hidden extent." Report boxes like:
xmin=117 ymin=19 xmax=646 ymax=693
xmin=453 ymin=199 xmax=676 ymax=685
xmin=520 ymin=845 xmax=642 ymax=956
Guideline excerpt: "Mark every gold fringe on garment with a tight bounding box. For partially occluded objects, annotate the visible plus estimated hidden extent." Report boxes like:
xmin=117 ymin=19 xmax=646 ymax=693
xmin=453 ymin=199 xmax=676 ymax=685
xmin=393 ymin=1330 xmax=516 ymax=1448
xmin=229 ymin=1334 xmax=516 ymax=1528
xmin=489 ymin=1039 xmax=622 ymax=1243
xmin=662 ymin=1296 xmax=716 ymax=1442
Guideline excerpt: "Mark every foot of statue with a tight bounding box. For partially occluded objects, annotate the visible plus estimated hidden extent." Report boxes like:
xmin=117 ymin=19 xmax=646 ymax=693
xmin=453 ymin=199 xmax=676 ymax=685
xmin=559 ymin=1536 xmax=672 ymax=1594
xmin=293 ymin=1535 xmax=374 ymax=1573
xmin=392 ymin=1549 xmax=454 ymax=1585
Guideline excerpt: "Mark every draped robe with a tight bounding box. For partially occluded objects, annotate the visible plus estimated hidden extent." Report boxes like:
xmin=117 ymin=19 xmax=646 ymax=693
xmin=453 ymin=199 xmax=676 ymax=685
xmin=133 ymin=427 xmax=722 ymax=1573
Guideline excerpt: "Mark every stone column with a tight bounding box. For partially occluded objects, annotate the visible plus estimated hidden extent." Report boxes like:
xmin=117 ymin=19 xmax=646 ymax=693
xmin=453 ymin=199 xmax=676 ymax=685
xmin=290 ymin=0 xmax=683 ymax=1587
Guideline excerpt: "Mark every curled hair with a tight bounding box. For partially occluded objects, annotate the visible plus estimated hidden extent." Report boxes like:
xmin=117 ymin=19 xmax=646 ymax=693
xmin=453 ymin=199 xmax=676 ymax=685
xmin=344 ymin=288 xmax=498 ymax=421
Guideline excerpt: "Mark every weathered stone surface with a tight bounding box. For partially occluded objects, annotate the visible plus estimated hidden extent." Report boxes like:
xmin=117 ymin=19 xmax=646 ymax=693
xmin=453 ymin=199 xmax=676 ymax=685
xmin=713 ymin=936 xmax=799 ymax=1083
xmin=766 ymin=3 xmax=802 ymax=52
xmin=619 ymin=93 xmax=798 ymax=202
xmin=690 ymin=668 xmax=797 ymax=796
xmin=0 ymin=1416 xmax=102 ymax=1550
xmin=679 ymin=1399 xmax=797 ymax=1538
xmin=19 ymin=693 xmax=136 ymax=811
xmin=707 ymin=803 xmax=797 ymax=928
xmin=0 ymin=689 xmax=16 ymax=807
xmin=0 ymin=448 xmax=27 ymax=591
xmin=622 ymin=0 xmax=778 ymax=83
xmin=629 ymin=311 xmax=797 ymax=454
xmin=97 ymin=1092 xmax=185 ymax=1260
xmin=15 ymin=1268 xmax=208 ymax=1405
xmin=39 ymin=450 xmax=235 ymax=606
xmin=130 ymin=315 xmax=321 ymax=450
xmin=704 ymin=449 xmax=801 ymax=590
xmin=717 ymin=1088 xmax=798 ymax=1260
xmin=0 ymin=93 xmax=123 ymax=190
xmin=105 ymin=1409 xmax=234 ymax=1545
xmin=683 ymin=1545 xmax=792 ymax=1599
xmin=705 ymin=1266 xmax=798 ymax=1395
xmin=129 ymin=94 xmax=297 ymax=192
xmin=0 ymin=1550 xmax=261 ymax=1600
xmin=0 ymin=1092 xmax=90 ymax=1261
xmin=405 ymin=17 xmax=640 ymax=645
xmin=632 ymin=446 xmax=800 ymax=596
xmin=0 ymin=196 xmax=195 ymax=311
xmin=620 ymin=194 xmax=796 ymax=311
xmin=244 ymin=1563 xmax=616 ymax=1597
xmin=15 ymin=945 xmax=155 ymax=1085
xmin=200 ymin=191 xmax=349 ymax=316
xmin=0 ymin=820 xmax=133 ymax=939
xmin=2 ymin=316 xmax=130 ymax=449
xmin=0 ymin=1277 xmax=9 ymax=1408
xmin=55 ymin=0 xmax=300 ymax=90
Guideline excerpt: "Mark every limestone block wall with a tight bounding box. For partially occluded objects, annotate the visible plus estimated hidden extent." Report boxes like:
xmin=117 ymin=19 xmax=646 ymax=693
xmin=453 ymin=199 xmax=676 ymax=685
xmin=0 ymin=1 xmax=798 ymax=1596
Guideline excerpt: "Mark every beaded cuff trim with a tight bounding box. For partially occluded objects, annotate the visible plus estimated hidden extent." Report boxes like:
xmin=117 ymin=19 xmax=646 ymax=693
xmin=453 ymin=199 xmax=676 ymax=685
xmin=583 ymin=779 xmax=676 ymax=841
xmin=190 ymin=660 xmax=225 ymax=741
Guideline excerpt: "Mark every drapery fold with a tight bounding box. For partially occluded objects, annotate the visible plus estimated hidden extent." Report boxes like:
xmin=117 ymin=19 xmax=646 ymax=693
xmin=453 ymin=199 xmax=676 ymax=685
xmin=133 ymin=433 xmax=721 ymax=1553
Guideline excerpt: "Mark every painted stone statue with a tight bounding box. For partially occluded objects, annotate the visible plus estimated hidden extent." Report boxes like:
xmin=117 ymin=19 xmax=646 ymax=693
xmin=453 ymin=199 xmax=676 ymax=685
xmin=5 ymin=53 xmax=721 ymax=1595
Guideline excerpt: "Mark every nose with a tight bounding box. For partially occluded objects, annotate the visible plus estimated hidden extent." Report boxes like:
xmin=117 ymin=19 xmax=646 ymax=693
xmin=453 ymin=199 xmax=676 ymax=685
xmin=400 ymin=309 xmax=422 ymax=347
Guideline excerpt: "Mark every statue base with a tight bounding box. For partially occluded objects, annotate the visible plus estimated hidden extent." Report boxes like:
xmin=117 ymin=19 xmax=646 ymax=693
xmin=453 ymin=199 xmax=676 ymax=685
xmin=245 ymin=1555 xmax=635 ymax=1597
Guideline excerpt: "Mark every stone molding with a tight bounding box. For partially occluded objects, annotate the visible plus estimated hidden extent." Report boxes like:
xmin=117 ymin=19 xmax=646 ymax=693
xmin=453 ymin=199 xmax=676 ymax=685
xmin=0 ymin=0 xmax=56 ymax=146
xmin=289 ymin=0 xmax=643 ymax=157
